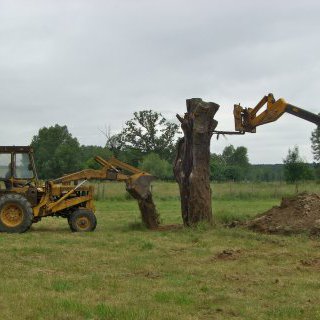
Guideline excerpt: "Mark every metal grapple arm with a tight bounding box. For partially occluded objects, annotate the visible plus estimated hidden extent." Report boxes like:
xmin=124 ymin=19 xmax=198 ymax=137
xmin=52 ymin=156 xmax=154 ymax=199
xmin=234 ymin=93 xmax=320 ymax=133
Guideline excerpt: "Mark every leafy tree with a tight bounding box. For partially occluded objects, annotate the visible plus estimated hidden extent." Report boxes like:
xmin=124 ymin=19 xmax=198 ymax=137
xmin=283 ymin=146 xmax=313 ymax=184
xmin=222 ymin=145 xmax=249 ymax=167
xmin=79 ymin=145 xmax=113 ymax=169
xmin=248 ymin=164 xmax=285 ymax=182
xmin=222 ymin=145 xmax=236 ymax=165
xmin=223 ymin=165 xmax=243 ymax=181
xmin=140 ymin=153 xmax=172 ymax=180
xmin=31 ymin=124 xmax=81 ymax=179
xmin=109 ymin=110 xmax=180 ymax=162
xmin=233 ymin=146 xmax=250 ymax=168
xmin=118 ymin=148 xmax=144 ymax=168
xmin=105 ymin=133 xmax=125 ymax=158
xmin=211 ymin=145 xmax=250 ymax=181
xmin=210 ymin=153 xmax=226 ymax=181
xmin=311 ymin=119 xmax=320 ymax=179
xmin=311 ymin=114 xmax=320 ymax=162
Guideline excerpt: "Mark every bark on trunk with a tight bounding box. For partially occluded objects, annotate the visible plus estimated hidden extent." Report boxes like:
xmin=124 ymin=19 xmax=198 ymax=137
xmin=126 ymin=188 xmax=160 ymax=229
xmin=174 ymin=98 xmax=219 ymax=226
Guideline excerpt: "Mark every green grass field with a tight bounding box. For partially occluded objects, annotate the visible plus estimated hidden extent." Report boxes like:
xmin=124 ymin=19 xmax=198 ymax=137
xmin=0 ymin=182 xmax=320 ymax=320
xmin=94 ymin=181 xmax=320 ymax=201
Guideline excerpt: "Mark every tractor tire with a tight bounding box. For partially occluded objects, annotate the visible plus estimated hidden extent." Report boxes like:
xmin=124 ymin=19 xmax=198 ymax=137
xmin=0 ymin=194 xmax=33 ymax=233
xmin=68 ymin=209 xmax=97 ymax=232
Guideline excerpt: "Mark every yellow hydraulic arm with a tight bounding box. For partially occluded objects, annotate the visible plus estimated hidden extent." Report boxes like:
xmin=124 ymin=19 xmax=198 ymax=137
xmin=51 ymin=156 xmax=154 ymax=199
xmin=233 ymin=93 xmax=320 ymax=133
xmin=94 ymin=156 xmax=154 ymax=199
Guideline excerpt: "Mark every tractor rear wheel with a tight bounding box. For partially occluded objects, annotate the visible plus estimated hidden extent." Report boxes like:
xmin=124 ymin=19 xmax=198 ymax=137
xmin=68 ymin=209 xmax=97 ymax=232
xmin=0 ymin=194 xmax=33 ymax=233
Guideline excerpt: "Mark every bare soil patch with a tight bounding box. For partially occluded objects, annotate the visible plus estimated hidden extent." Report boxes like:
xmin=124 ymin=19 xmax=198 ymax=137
xmin=245 ymin=193 xmax=320 ymax=235
xmin=300 ymin=258 xmax=320 ymax=268
xmin=214 ymin=249 xmax=242 ymax=260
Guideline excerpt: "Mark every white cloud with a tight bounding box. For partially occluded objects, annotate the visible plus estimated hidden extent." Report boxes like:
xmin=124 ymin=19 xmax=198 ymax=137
xmin=0 ymin=0 xmax=319 ymax=163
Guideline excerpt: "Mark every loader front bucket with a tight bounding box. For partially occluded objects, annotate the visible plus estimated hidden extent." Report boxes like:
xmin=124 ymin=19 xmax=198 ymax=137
xmin=125 ymin=173 xmax=155 ymax=200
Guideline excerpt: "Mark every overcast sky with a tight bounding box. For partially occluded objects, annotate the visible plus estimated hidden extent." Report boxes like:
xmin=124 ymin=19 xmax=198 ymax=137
xmin=0 ymin=0 xmax=319 ymax=163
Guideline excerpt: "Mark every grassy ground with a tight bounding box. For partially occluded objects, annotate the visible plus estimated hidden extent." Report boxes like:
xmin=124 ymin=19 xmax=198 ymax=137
xmin=0 ymin=182 xmax=320 ymax=319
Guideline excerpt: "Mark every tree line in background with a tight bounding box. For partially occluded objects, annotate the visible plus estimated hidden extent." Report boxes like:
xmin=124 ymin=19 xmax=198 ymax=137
xmin=30 ymin=110 xmax=320 ymax=183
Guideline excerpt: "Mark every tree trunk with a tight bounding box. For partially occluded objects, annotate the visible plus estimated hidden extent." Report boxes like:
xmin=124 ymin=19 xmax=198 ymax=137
xmin=174 ymin=98 xmax=219 ymax=226
xmin=126 ymin=188 xmax=160 ymax=229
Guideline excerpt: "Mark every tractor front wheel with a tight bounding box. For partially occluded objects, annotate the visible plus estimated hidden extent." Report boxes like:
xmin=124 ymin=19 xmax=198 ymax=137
xmin=0 ymin=194 xmax=33 ymax=233
xmin=68 ymin=209 xmax=97 ymax=232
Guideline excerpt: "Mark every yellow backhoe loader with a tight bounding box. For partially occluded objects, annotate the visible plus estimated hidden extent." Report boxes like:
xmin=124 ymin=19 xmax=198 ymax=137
xmin=0 ymin=146 xmax=153 ymax=233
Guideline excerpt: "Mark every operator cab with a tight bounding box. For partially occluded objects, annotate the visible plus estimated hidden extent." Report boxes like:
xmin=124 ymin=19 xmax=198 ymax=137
xmin=0 ymin=146 xmax=38 ymax=191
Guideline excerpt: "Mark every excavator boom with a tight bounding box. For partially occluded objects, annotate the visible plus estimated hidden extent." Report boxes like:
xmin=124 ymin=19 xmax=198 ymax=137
xmin=285 ymin=104 xmax=320 ymax=125
xmin=234 ymin=93 xmax=320 ymax=133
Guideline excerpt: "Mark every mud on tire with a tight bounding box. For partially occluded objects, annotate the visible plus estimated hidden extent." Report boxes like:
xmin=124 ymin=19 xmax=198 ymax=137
xmin=0 ymin=194 xmax=33 ymax=233
xmin=68 ymin=209 xmax=97 ymax=232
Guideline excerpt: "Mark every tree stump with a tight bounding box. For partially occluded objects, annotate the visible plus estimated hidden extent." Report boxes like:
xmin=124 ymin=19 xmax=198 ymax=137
xmin=174 ymin=98 xmax=219 ymax=226
xmin=126 ymin=186 xmax=160 ymax=229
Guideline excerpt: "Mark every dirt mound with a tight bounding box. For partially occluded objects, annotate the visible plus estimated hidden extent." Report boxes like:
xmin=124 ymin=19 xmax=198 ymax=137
xmin=245 ymin=193 xmax=320 ymax=235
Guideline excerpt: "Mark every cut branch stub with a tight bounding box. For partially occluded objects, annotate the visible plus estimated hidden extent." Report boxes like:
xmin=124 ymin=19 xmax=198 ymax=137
xmin=174 ymin=98 xmax=219 ymax=226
